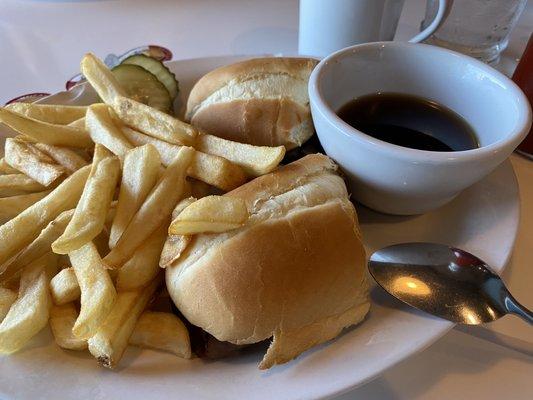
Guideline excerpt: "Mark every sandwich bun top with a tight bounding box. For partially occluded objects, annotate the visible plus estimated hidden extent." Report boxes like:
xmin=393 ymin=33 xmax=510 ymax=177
xmin=185 ymin=57 xmax=318 ymax=150
xmin=166 ymin=154 xmax=370 ymax=369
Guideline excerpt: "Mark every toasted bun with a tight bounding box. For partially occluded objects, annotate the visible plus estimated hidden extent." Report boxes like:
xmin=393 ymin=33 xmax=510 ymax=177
xmin=166 ymin=154 xmax=370 ymax=369
xmin=185 ymin=57 xmax=318 ymax=150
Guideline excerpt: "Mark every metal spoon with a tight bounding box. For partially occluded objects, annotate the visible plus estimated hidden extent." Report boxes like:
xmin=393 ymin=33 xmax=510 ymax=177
xmin=368 ymin=242 xmax=533 ymax=325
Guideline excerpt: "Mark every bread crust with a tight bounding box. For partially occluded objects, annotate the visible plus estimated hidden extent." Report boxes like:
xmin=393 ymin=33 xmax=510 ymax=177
xmin=165 ymin=154 xmax=370 ymax=368
xmin=187 ymin=57 xmax=317 ymax=110
xmin=185 ymin=57 xmax=318 ymax=149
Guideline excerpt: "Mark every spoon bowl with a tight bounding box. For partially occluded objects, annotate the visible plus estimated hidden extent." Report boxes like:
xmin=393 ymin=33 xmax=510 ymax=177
xmin=368 ymin=242 xmax=532 ymax=324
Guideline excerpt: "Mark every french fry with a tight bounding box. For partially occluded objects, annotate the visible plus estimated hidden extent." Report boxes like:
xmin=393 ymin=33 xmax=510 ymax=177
xmin=116 ymin=223 xmax=167 ymax=290
xmin=0 ymin=253 xmax=54 ymax=353
xmin=120 ymin=127 xmax=178 ymax=164
xmin=103 ymin=147 xmax=194 ymax=269
xmin=6 ymin=103 xmax=87 ymax=125
xmin=0 ymin=174 xmax=46 ymax=197
xmin=0 ymin=107 xmax=93 ymax=148
xmin=102 ymin=199 xmax=117 ymax=235
xmin=159 ymin=197 xmax=196 ymax=268
xmin=0 ymin=158 xmax=19 ymax=174
xmin=4 ymin=138 xmax=66 ymax=186
xmin=0 ymin=209 xmax=74 ymax=285
xmin=49 ymin=303 xmax=87 ymax=350
xmin=92 ymin=143 xmax=113 ymax=165
xmin=80 ymin=53 xmax=127 ymax=104
xmin=0 ymin=191 xmax=51 ymax=224
xmin=113 ymin=96 xmax=197 ymax=145
xmin=50 ymin=268 xmax=80 ymax=305
xmin=129 ymin=311 xmax=191 ymax=358
xmin=69 ymin=242 xmax=116 ymax=339
xmin=109 ymin=144 xmax=161 ymax=248
xmin=169 ymin=195 xmax=248 ymax=235
xmin=121 ymin=127 xmax=246 ymax=191
xmin=0 ymin=165 xmax=90 ymax=266
xmin=68 ymin=117 xmax=86 ymax=129
xmin=34 ymin=143 xmax=89 ymax=173
xmin=196 ymin=133 xmax=285 ymax=176
xmin=0 ymin=287 xmax=17 ymax=322
xmin=86 ymin=103 xmax=133 ymax=158
xmin=52 ymin=152 xmax=120 ymax=254
xmin=171 ymin=198 xmax=196 ymax=219
xmin=88 ymin=276 xmax=161 ymax=368
xmin=192 ymin=150 xmax=247 ymax=191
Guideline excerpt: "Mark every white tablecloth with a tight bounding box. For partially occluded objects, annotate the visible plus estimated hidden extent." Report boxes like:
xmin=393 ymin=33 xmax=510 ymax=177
xmin=0 ymin=1 xmax=531 ymax=399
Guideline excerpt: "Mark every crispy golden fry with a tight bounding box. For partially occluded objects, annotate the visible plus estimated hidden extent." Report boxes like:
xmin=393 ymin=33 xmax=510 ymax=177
xmin=130 ymin=311 xmax=191 ymax=358
xmin=86 ymin=103 xmax=133 ymax=158
xmin=196 ymin=133 xmax=286 ymax=176
xmin=105 ymin=199 xmax=118 ymax=224
xmin=0 ymin=107 xmax=92 ymax=148
xmin=192 ymin=150 xmax=246 ymax=191
xmin=0 ymin=254 xmax=54 ymax=353
xmin=69 ymin=242 xmax=116 ymax=339
xmin=121 ymin=127 xmax=246 ymax=191
xmin=169 ymin=195 xmax=248 ymax=235
xmin=0 ymin=209 xmax=74 ymax=284
xmin=50 ymin=303 xmax=87 ymax=350
xmin=159 ymin=197 xmax=196 ymax=268
xmin=88 ymin=276 xmax=161 ymax=368
xmin=0 ymin=287 xmax=17 ymax=322
xmin=171 ymin=198 xmax=196 ymax=220
xmin=109 ymin=144 xmax=161 ymax=248
xmin=101 ymin=200 xmax=117 ymax=239
xmin=68 ymin=117 xmax=86 ymax=129
xmin=52 ymin=154 xmax=120 ymax=254
xmin=0 ymin=174 xmax=46 ymax=197
xmin=0 ymin=166 xmax=90 ymax=266
xmin=0 ymin=158 xmax=19 ymax=175
xmin=92 ymin=143 xmax=113 ymax=165
xmin=116 ymin=223 xmax=167 ymax=290
xmin=120 ymin=127 xmax=177 ymax=164
xmin=114 ymin=96 xmax=197 ymax=146
xmin=0 ymin=191 xmax=51 ymax=224
xmin=5 ymin=138 xmax=66 ymax=186
xmin=34 ymin=143 xmax=88 ymax=173
xmin=50 ymin=267 xmax=80 ymax=305
xmin=6 ymin=103 xmax=87 ymax=125
xmin=80 ymin=53 xmax=127 ymax=104
xmin=103 ymin=147 xmax=194 ymax=269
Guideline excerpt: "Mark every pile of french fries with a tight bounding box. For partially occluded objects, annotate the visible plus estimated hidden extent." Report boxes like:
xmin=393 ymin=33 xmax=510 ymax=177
xmin=0 ymin=53 xmax=286 ymax=368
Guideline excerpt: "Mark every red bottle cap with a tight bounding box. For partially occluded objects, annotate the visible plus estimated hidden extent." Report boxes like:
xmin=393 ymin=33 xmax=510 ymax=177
xmin=513 ymin=34 xmax=533 ymax=158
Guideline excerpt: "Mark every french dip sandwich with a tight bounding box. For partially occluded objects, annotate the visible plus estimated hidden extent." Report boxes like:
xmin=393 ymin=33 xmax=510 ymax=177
xmin=166 ymin=154 xmax=370 ymax=369
xmin=185 ymin=57 xmax=318 ymax=150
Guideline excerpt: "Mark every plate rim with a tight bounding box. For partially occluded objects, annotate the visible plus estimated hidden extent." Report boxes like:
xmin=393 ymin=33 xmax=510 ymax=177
xmin=0 ymin=54 xmax=521 ymax=400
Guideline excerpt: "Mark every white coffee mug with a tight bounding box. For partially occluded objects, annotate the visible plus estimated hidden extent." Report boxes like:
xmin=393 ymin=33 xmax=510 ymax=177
xmin=299 ymin=0 xmax=448 ymax=57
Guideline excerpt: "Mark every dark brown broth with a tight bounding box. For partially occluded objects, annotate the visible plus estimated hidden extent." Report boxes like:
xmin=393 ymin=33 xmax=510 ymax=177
xmin=337 ymin=93 xmax=478 ymax=152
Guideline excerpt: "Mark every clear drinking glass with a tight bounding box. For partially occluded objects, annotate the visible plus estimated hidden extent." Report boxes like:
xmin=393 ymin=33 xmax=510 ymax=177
xmin=421 ymin=0 xmax=527 ymax=64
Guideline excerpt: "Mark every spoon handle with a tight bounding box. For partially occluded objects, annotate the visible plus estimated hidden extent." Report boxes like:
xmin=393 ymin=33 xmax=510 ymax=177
xmin=504 ymin=295 xmax=533 ymax=325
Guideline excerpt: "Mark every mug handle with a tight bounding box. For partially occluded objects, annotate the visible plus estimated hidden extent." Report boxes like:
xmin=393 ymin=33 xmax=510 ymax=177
xmin=408 ymin=0 xmax=451 ymax=43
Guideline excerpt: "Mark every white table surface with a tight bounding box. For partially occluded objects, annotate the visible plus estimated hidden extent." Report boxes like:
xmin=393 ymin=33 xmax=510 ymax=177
xmin=0 ymin=1 xmax=531 ymax=399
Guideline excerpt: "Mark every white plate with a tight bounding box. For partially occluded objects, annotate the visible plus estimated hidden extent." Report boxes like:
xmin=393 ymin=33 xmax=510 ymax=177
xmin=0 ymin=55 xmax=520 ymax=400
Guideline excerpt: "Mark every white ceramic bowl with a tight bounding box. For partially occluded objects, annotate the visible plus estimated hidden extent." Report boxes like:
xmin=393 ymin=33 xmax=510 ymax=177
xmin=309 ymin=42 xmax=531 ymax=215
